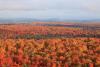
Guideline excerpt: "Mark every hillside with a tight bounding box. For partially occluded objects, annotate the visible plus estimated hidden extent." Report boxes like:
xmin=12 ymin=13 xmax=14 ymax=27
xmin=0 ymin=22 xmax=100 ymax=39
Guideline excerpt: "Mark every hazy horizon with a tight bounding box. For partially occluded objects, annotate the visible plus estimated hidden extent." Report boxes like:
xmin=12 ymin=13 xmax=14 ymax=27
xmin=0 ymin=0 xmax=100 ymax=22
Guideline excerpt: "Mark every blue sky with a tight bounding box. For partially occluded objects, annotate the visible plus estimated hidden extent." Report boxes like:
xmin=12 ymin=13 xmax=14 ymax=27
xmin=0 ymin=0 xmax=100 ymax=21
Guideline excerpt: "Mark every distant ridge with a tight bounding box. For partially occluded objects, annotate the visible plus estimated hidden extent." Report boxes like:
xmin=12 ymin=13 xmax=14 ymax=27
xmin=0 ymin=18 xmax=100 ymax=23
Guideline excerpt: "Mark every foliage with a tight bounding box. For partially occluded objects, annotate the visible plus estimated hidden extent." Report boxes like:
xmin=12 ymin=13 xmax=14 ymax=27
xmin=0 ymin=38 xmax=99 ymax=67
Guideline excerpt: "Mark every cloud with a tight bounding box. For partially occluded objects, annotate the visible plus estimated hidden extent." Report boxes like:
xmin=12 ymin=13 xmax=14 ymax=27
xmin=0 ymin=0 xmax=100 ymax=11
xmin=0 ymin=0 xmax=100 ymax=20
xmin=0 ymin=0 xmax=100 ymax=10
xmin=85 ymin=3 xmax=100 ymax=13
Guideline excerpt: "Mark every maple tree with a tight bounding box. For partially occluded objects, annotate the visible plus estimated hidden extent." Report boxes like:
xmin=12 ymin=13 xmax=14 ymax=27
xmin=0 ymin=22 xmax=100 ymax=67
xmin=0 ymin=38 xmax=99 ymax=67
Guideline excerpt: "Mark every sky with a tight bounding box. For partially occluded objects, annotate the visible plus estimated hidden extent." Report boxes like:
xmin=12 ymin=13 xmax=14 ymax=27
xmin=0 ymin=0 xmax=100 ymax=21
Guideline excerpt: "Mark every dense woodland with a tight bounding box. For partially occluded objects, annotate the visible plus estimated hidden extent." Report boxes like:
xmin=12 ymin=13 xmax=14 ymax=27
xmin=0 ymin=22 xmax=100 ymax=39
xmin=0 ymin=38 xmax=100 ymax=67
xmin=0 ymin=22 xmax=100 ymax=67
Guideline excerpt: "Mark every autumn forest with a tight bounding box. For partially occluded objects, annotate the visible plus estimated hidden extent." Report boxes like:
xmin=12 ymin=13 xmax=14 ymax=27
xmin=0 ymin=22 xmax=100 ymax=67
